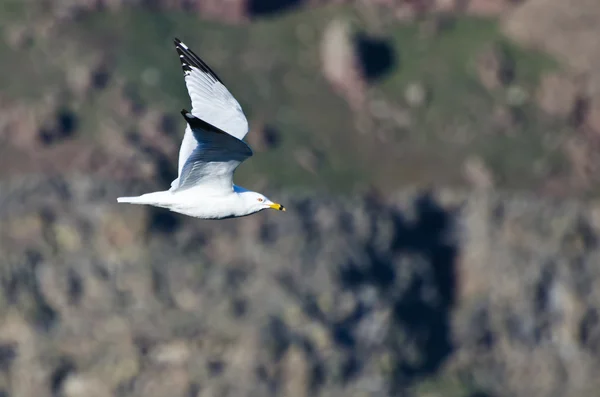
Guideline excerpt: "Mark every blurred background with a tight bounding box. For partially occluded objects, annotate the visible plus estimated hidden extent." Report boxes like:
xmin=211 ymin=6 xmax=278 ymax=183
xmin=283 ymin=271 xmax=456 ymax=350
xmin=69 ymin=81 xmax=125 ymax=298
xmin=1 ymin=0 xmax=600 ymax=396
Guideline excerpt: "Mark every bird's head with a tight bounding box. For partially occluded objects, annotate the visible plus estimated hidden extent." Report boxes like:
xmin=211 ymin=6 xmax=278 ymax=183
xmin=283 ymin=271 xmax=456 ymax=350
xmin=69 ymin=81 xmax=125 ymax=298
xmin=240 ymin=191 xmax=285 ymax=213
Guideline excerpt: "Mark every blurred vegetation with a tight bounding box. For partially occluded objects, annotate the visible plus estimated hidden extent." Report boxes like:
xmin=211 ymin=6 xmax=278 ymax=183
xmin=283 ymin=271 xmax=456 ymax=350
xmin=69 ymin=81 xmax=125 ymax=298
xmin=0 ymin=3 xmax=566 ymax=194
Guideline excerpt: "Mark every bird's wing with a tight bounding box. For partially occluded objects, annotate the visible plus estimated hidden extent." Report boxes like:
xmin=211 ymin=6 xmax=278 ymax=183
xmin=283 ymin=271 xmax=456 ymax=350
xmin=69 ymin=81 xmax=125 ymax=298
xmin=173 ymin=38 xmax=249 ymax=173
xmin=173 ymin=110 xmax=253 ymax=193
xmin=173 ymin=123 xmax=196 ymax=187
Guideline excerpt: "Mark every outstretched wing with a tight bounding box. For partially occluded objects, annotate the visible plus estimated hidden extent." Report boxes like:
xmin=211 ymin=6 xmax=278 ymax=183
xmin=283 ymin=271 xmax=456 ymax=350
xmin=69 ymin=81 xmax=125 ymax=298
xmin=173 ymin=38 xmax=249 ymax=178
xmin=173 ymin=110 xmax=252 ymax=193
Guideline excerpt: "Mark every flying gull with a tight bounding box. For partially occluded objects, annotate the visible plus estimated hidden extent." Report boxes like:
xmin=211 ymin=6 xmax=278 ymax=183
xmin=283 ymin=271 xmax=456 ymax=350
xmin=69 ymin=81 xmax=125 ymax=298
xmin=117 ymin=38 xmax=285 ymax=219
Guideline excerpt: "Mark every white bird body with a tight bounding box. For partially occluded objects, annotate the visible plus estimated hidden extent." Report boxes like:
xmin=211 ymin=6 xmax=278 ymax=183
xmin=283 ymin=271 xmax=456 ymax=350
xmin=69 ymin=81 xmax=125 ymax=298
xmin=117 ymin=38 xmax=285 ymax=219
xmin=118 ymin=185 xmax=271 ymax=219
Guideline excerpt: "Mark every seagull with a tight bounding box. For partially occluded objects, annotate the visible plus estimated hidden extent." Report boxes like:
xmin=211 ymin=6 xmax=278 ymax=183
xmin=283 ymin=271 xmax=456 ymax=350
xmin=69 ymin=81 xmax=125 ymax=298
xmin=117 ymin=38 xmax=285 ymax=219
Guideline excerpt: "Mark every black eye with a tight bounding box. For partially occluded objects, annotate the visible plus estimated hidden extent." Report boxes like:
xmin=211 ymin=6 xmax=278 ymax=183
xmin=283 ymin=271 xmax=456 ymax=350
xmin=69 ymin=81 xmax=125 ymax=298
xmin=257 ymin=198 xmax=264 ymax=202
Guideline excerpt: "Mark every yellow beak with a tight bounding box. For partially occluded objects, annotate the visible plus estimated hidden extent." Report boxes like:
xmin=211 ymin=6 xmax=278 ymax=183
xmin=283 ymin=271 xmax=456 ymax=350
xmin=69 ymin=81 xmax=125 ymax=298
xmin=268 ymin=203 xmax=286 ymax=211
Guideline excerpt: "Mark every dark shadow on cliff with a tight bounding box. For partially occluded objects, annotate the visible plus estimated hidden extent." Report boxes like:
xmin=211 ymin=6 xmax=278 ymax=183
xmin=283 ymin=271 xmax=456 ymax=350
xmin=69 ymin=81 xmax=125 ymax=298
xmin=339 ymin=193 xmax=458 ymax=390
xmin=247 ymin=0 xmax=304 ymax=17
xmin=0 ymin=250 xmax=59 ymax=333
xmin=39 ymin=108 xmax=79 ymax=146
xmin=277 ymin=192 xmax=458 ymax=393
xmin=354 ymin=33 xmax=397 ymax=82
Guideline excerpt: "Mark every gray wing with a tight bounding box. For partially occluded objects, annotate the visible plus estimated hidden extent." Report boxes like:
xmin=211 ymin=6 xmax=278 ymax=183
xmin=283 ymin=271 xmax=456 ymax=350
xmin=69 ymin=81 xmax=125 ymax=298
xmin=173 ymin=110 xmax=253 ymax=193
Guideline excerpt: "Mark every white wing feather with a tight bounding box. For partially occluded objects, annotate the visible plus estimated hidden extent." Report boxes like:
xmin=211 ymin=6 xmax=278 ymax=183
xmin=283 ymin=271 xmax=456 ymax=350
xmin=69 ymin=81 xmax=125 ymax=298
xmin=172 ymin=38 xmax=249 ymax=183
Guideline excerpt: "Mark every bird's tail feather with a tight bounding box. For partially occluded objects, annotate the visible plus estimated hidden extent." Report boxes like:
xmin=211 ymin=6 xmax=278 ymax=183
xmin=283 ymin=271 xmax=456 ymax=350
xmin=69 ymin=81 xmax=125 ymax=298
xmin=117 ymin=191 xmax=171 ymax=206
xmin=117 ymin=196 xmax=146 ymax=204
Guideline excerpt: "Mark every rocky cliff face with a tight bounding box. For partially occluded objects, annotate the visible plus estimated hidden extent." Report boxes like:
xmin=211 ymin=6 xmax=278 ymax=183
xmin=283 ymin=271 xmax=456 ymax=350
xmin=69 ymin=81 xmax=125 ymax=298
xmin=2 ymin=0 xmax=600 ymax=396
xmin=1 ymin=177 xmax=600 ymax=397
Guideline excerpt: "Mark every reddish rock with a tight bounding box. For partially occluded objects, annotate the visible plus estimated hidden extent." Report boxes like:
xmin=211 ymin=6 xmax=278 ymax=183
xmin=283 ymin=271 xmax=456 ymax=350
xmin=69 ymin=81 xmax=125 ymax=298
xmin=502 ymin=0 xmax=600 ymax=97
xmin=584 ymin=98 xmax=600 ymax=136
xmin=320 ymin=19 xmax=367 ymax=112
xmin=463 ymin=155 xmax=494 ymax=189
xmin=474 ymin=43 xmax=514 ymax=90
xmin=563 ymin=136 xmax=600 ymax=188
xmin=193 ymin=0 xmax=250 ymax=24
xmin=464 ymin=0 xmax=516 ymax=16
xmin=536 ymin=72 xmax=583 ymax=119
xmin=294 ymin=147 xmax=321 ymax=174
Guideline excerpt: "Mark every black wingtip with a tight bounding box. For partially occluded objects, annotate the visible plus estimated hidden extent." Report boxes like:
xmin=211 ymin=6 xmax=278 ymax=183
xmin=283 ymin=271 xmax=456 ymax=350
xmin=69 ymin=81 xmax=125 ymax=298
xmin=173 ymin=37 xmax=189 ymax=53
xmin=172 ymin=38 xmax=223 ymax=84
